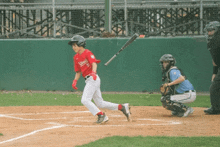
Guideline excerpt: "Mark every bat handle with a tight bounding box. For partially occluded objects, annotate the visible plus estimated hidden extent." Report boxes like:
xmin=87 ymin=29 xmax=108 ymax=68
xmin=104 ymin=55 xmax=117 ymax=66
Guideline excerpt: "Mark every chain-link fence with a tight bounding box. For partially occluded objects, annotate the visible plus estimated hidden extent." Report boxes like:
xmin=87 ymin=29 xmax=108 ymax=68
xmin=0 ymin=0 xmax=219 ymax=39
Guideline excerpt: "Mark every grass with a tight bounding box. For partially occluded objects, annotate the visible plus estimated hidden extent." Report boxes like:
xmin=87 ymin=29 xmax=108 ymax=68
xmin=0 ymin=133 xmax=3 ymax=136
xmin=77 ymin=136 xmax=220 ymax=147
xmin=0 ymin=92 xmax=211 ymax=108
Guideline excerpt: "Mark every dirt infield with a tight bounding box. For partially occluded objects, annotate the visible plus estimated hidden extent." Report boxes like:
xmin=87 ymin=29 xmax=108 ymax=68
xmin=0 ymin=106 xmax=220 ymax=147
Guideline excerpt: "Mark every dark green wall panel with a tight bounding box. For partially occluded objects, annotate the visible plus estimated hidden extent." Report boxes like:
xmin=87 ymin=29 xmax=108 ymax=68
xmin=0 ymin=37 xmax=211 ymax=92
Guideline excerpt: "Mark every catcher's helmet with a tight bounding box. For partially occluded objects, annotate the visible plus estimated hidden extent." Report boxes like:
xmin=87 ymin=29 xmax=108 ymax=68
xmin=159 ymin=54 xmax=176 ymax=65
xmin=68 ymin=35 xmax=86 ymax=48
xmin=159 ymin=54 xmax=176 ymax=72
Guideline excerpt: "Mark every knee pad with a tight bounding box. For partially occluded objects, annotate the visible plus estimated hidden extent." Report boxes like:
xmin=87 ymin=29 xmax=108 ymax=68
xmin=161 ymin=95 xmax=171 ymax=109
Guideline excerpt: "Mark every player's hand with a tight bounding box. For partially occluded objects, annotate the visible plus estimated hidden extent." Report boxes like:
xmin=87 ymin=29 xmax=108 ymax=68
xmin=164 ymin=83 xmax=169 ymax=87
xmin=72 ymin=80 xmax=78 ymax=90
xmin=90 ymin=71 xmax=97 ymax=80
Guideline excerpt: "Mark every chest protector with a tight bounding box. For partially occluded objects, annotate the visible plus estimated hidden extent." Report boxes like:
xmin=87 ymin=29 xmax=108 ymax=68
xmin=165 ymin=66 xmax=187 ymax=95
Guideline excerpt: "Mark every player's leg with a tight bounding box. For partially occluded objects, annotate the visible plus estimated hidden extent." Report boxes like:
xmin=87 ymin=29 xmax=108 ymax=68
xmin=170 ymin=92 xmax=196 ymax=117
xmin=81 ymin=76 xmax=102 ymax=116
xmin=81 ymin=77 xmax=108 ymax=124
xmin=170 ymin=92 xmax=196 ymax=104
xmin=205 ymin=78 xmax=220 ymax=114
xmin=161 ymin=95 xmax=186 ymax=117
xmin=93 ymin=75 xmax=131 ymax=121
xmin=93 ymin=89 xmax=118 ymax=110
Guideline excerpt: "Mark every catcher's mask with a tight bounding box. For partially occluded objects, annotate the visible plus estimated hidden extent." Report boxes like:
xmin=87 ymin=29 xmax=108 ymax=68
xmin=68 ymin=35 xmax=86 ymax=48
xmin=159 ymin=54 xmax=176 ymax=73
xmin=204 ymin=21 xmax=220 ymax=40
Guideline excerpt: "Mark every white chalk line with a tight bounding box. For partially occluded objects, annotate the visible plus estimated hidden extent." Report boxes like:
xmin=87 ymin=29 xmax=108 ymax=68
xmin=0 ymin=114 xmax=67 ymax=121
xmin=3 ymin=111 xmax=90 ymax=116
xmin=0 ymin=120 xmax=181 ymax=145
xmin=0 ymin=125 xmax=67 ymax=145
xmin=0 ymin=113 xmax=122 ymax=121
xmin=66 ymin=123 xmax=181 ymax=127
xmin=0 ymin=111 xmax=182 ymax=145
xmin=67 ymin=118 xmax=181 ymax=124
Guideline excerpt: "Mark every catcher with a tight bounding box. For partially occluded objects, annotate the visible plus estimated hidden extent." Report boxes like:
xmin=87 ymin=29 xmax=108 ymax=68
xmin=159 ymin=54 xmax=196 ymax=117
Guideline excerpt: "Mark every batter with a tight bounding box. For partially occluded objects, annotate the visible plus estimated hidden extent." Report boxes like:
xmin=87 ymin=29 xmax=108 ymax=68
xmin=68 ymin=35 xmax=131 ymax=124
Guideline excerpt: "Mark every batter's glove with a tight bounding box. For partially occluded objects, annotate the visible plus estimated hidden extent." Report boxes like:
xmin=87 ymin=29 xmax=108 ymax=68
xmin=90 ymin=71 xmax=97 ymax=80
xmin=160 ymin=83 xmax=170 ymax=96
xmin=72 ymin=79 xmax=78 ymax=90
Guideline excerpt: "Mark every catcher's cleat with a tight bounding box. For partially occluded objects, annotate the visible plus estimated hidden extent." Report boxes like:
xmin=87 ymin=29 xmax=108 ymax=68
xmin=121 ymin=103 xmax=131 ymax=121
xmin=171 ymin=111 xmax=184 ymax=117
xmin=96 ymin=113 xmax=109 ymax=124
xmin=183 ymin=107 xmax=194 ymax=117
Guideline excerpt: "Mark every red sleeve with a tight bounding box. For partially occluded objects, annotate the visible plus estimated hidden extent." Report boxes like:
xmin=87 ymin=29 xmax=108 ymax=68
xmin=86 ymin=50 xmax=101 ymax=64
xmin=74 ymin=56 xmax=81 ymax=72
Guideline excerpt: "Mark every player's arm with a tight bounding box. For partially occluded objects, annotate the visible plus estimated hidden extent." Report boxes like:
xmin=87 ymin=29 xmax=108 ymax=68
xmin=167 ymin=70 xmax=185 ymax=86
xmin=92 ymin=62 xmax=97 ymax=73
xmin=167 ymin=75 xmax=185 ymax=86
xmin=72 ymin=72 xmax=81 ymax=90
xmin=89 ymin=62 xmax=97 ymax=80
xmin=87 ymin=51 xmax=99 ymax=80
xmin=212 ymin=60 xmax=218 ymax=82
xmin=74 ymin=71 xmax=81 ymax=81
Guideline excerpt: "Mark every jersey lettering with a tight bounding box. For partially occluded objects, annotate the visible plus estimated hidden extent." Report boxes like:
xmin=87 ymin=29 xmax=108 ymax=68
xmin=78 ymin=59 xmax=90 ymax=67
xmin=74 ymin=49 xmax=100 ymax=77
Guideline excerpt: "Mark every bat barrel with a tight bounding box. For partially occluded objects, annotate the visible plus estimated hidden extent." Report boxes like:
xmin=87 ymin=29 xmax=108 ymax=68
xmin=104 ymin=33 xmax=139 ymax=66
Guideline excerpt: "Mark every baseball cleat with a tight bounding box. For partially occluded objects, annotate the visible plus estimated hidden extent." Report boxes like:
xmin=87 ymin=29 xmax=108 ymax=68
xmin=96 ymin=113 xmax=109 ymax=124
xmin=121 ymin=103 xmax=131 ymax=121
xmin=183 ymin=107 xmax=194 ymax=117
xmin=171 ymin=111 xmax=184 ymax=117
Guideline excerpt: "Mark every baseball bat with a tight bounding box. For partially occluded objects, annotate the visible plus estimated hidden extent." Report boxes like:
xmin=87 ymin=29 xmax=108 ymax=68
xmin=104 ymin=33 xmax=139 ymax=66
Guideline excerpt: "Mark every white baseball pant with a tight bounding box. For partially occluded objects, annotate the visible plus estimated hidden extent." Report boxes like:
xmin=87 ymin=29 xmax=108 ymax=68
xmin=170 ymin=90 xmax=196 ymax=104
xmin=81 ymin=75 xmax=119 ymax=116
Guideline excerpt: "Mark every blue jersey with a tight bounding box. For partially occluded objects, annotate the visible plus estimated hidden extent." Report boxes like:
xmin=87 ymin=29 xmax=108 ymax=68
xmin=169 ymin=68 xmax=194 ymax=94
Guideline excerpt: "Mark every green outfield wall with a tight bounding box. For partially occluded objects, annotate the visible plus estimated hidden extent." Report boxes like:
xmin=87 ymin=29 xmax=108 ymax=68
xmin=0 ymin=37 xmax=211 ymax=92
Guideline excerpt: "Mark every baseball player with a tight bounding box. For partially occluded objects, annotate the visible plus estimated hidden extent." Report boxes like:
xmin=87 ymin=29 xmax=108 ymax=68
xmin=159 ymin=54 xmax=196 ymax=117
xmin=68 ymin=35 xmax=131 ymax=124
xmin=203 ymin=21 xmax=220 ymax=114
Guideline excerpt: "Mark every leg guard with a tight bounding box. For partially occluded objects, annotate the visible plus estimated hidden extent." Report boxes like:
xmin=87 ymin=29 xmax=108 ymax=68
xmin=161 ymin=95 xmax=187 ymax=113
xmin=171 ymin=102 xmax=187 ymax=113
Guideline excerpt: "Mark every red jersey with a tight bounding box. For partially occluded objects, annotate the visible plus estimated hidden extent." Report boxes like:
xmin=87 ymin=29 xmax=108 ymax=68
xmin=74 ymin=49 xmax=101 ymax=77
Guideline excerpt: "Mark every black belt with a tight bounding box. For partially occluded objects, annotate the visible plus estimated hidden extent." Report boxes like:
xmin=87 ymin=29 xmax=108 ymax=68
xmin=175 ymin=90 xmax=195 ymax=94
xmin=185 ymin=90 xmax=196 ymax=93
xmin=84 ymin=76 xmax=90 ymax=80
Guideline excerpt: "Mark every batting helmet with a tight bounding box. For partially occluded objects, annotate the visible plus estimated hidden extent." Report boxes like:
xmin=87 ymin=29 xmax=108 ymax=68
xmin=68 ymin=35 xmax=86 ymax=48
xmin=159 ymin=54 xmax=176 ymax=72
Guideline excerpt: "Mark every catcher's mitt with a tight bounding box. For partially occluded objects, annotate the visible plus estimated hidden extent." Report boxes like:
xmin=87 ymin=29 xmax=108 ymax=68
xmin=160 ymin=83 xmax=170 ymax=96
